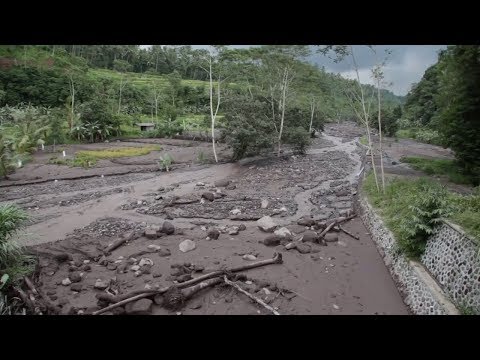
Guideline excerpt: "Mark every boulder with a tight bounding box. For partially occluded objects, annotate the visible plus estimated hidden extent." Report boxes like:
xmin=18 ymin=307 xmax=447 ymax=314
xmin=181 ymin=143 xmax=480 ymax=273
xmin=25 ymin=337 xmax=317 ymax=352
xmin=202 ymin=192 xmax=215 ymax=202
xmin=94 ymin=279 xmax=109 ymax=290
xmin=261 ymin=234 xmax=282 ymax=247
xmin=257 ymin=216 xmax=278 ymax=232
xmin=70 ymin=283 xmax=82 ymax=292
xmin=274 ymin=227 xmax=292 ymax=238
xmin=158 ymin=248 xmax=171 ymax=257
xmin=228 ymin=226 xmax=240 ymax=235
xmin=226 ymin=184 xmax=236 ymax=190
xmin=261 ymin=199 xmax=269 ymax=209
xmin=214 ymin=179 xmax=231 ymax=187
xmin=144 ymin=228 xmax=157 ymax=239
xmin=125 ymin=299 xmax=153 ymax=315
xmin=179 ymin=240 xmax=196 ymax=253
xmin=324 ymin=233 xmax=339 ymax=242
xmin=162 ymin=221 xmax=175 ymax=235
xmin=302 ymin=230 xmax=318 ymax=243
xmin=207 ymin=228 xmax=220 ymax=240
xmin=243 ymin=254 xmax=257 ymax=261
xmin=297 ymin=216 xmax=316 ymax=227
xmin=230 ymin=208 xmax=242 ymax=215
xmin=296 ymin=243 xmax=312 ymax=254
xmin=69 ymin=272 xmax=82 ymax=283
xmin=238 ymin=224 xmax=246 ymax=231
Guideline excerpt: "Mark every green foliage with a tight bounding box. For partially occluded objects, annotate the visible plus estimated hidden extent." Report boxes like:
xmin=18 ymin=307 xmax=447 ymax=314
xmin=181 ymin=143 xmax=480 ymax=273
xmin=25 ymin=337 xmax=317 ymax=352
xmin=158 ymin=153 xmax=174 ymax=171
xmin=448 ymin=187 xmax=480 ymax=241
xmin=113 ymin=59 xmax=133 ymax=73
xmin=0 ymin=203 xmax=34 ymax=288
xmin=143 ymin=122 xmax=184 ymax=138
xmin=401 ymin=156 xmax=476 ymax=185
xmin=0 ymin=131 xmax=15 ymax=178
xmin=359 ymin=135 xmax=368 ymax=146
xmin=396 ymin=128 xmax=443 ymax=146
xmin=364 ymin=175 xmax=453 ymax=258
xmin=285 ymin=126 xmax=311 ymax=154
xmin=222 ymin=95 xmax=276 ymax=160
xmin=436 ymin=46 xmax=480 ymax=180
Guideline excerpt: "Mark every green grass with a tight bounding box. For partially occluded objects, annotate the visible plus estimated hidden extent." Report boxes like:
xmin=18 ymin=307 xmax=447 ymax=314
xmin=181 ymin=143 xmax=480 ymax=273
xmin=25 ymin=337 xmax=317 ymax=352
xmin=359 ymin=135 xmax=368 ymax=146
xmin=396 ymin=128 xmax=443 ymax=146
xmin=401 ymin=156 xmax=475 ymax=185
xmin=49 ymin=145 xmax=161 ymax=168
xmin=363 ymin=174 xmax=480 ymax=257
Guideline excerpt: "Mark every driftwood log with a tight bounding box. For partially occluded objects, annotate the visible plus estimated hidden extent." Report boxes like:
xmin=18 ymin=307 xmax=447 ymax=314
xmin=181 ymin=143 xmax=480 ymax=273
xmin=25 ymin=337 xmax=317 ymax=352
xmin=223 ymin=275 xmax=280 ymax=315
xmin=339 ymin=225 xmax=360 ymax=240
xmin=93 ymin=252 xmax=283 ymax=315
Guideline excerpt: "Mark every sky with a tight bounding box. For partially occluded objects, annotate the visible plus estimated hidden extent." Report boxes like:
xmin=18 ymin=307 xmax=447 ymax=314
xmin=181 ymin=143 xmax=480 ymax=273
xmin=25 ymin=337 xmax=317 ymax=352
xmin=140 ymin=45 xmax=446 ymax=96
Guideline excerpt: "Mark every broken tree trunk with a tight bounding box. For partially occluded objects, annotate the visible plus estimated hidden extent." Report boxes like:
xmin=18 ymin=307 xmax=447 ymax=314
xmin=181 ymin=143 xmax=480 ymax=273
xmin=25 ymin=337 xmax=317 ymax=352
xmin=223 ymin=275 xmax=280 ymax=315
xmin=93 ymin=252 xmax=283 ymax=315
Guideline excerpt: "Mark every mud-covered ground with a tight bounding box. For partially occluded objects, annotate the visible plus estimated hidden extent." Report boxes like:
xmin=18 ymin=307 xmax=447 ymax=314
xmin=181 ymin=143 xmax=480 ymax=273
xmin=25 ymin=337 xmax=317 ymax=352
xmin=2 ymin=122 xmax=412 ymax=315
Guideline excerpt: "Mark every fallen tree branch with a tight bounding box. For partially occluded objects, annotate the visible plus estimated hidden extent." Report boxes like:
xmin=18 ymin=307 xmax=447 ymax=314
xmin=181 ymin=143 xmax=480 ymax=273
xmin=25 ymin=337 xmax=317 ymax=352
xmin=318 ymin=214 xmax=357 ymax=239
xmin=13 ymin=286 xmax=37 ymax=314
xmin=24 ymin=276 xmax=38 ymax=295
xmin=92 ymin=252 xmax=283 ymax=315
xmin=339 ymin=225 xmax=359 ymax=240
xmin=223 ymin=276 xmax=280 ymax=315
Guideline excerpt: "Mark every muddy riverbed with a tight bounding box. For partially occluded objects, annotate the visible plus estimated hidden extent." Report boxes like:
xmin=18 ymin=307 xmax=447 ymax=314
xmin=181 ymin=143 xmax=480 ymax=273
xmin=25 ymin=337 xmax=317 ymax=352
xmin=1 ymin=122 xmax=411 ymax=315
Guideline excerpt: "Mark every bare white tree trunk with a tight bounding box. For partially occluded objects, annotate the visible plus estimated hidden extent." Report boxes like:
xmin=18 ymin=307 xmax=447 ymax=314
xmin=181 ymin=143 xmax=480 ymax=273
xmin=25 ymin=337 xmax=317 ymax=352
xmin=278 ymin=67 xmax=288 ymax=157
xmin=350 ymin=46 xmax=380 ymax=192
xmin=208 ymin=56 xmax=220 ymax=163
xmin=68 ymin=74 xmax=75 ymax=130
xmin=118 ymin=76 xmax=127 ymax=115
xmin=309 ymin=97 xmax=316 ymax=133
xmin=377 ymin=77 xmax=385 ymax=193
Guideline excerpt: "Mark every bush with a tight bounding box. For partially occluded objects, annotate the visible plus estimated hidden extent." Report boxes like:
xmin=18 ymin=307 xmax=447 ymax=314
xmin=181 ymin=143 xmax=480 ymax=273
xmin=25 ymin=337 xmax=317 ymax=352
xmin=143 ymin=122 xmax=184 ymax=138
xmin=364 ymin=175 xmax=453 ymax=258
xmin=158 ymin=153 xmax=174 ymax=171
xmin=285 ymin=126 xmax=311 ymax=154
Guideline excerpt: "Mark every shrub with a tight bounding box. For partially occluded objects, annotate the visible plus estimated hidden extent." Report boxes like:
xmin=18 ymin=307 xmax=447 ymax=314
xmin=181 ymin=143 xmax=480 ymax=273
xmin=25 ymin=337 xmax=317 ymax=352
xmin=285 ymin=126 xmax=311 ymax=154
xmin=158 ymin=153 xmax=174 ymax=171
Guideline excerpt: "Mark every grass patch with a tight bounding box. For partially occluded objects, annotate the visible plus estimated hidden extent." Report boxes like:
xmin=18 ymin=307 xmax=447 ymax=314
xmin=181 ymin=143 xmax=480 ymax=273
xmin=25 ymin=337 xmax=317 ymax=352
xmin=363 ymin=174 xmax=480 ymax=257
xmin=401 ymin=156 xmax=475 ymax=185
xmin=396 ymin=128 xmax=443 ymax=146
xmin=359 ymin=135 xmax=368 ymax=146
xmin=49 ymin=145 xmax=161 ymax=168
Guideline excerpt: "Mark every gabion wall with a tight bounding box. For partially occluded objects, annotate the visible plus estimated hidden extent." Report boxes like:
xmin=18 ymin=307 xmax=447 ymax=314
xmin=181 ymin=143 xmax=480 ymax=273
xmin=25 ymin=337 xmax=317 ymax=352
xmin=421 ymin=222 xmax=480 ymax=313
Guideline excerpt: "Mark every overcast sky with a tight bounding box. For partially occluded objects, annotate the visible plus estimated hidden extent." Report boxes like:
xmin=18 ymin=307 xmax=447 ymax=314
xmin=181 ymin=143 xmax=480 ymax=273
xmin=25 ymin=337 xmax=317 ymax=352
xmin=140 ymin=45 xmax=446 ymax=96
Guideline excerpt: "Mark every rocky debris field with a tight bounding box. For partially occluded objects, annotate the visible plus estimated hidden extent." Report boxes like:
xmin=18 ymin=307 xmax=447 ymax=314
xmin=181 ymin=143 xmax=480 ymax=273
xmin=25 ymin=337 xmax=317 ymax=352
xmin=7 ymin=122 xmax=409 ymax=315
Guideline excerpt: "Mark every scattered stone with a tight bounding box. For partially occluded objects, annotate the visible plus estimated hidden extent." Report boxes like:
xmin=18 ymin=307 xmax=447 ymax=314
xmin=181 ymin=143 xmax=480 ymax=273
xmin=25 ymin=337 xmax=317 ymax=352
xmin=144 ymin=228 xmax=157 ymax=239
xmin=152 ymin=270 xmax=163 ymax=278
xmin=228 ymin=226 xmax=240 ymax=235
xmin=391 ymin=161 xmax=398 ymax=165
xmin=287 ymin=224 xmax=307 ymax=234
xmin=61 ymin=278 xmax=72 ymax=286
xmin=94 ymin=279 xmax=109 ymax=290
xmin=81 ymin=264 xmax=91 ymax=273
xmin=116 ymin=263 xmax=128 ymax=274
xmin=202 ymin=192 xmax=215 ymax=202
xmin=238 ymin=224 xmax=246 ymax=231
xmin=245 ymin=281 xmax=253 ymax=285
xmin=69 ymin=272 xmax=82 ymax=283
xmin=285 ymin=242 xmax=297 ymax=250
xmin=261 ymin=199 xmax=269 ymax=209
xmin=214 ymin=179 xmax=231 ymax=187
xmin=207 ymin=228 xmax=220 ymax=240
xmin=243 ymin=254 xmax=257 ymax=261
xmin=125 ymin=299 xmax=153 ymax=315
xmin=83 ymin=260 xmax=90 ymax=264
xmin=176 ymin=274 xmax=193 ymax=283
xmin=226 ymin=184 xmax=236 ymax=190
xmin=333 ymin=304 xmax=340 ymax=310
xmin=296 ymin=243 xmax=312 ymax=254
xmin=257 ymin=216 xmax=278 ymax=232
xmin=274 ymin=227 xmax=292 ymax=238
xmin=71 ymin=283 xmax=82 ymax=292
xmin=261 ymin=234 xmax=282 ymax=247
xmin=324 ymin=233 xmax=339 ymax=242
xmin=158 ymin=248 xmax=171 ymax=257
xmin=147 ymin=244 xmax=162 ymax=252
xmin=190 ymin=303 xmax=202 ymax=310
xmin=337 ymin=241 xmax=347 ymax=247
xmin=179 ymin=240 xmax=196 ymax=253
xmin=139 ymin=258 xmax=153 ymax=267
xmin=230 ymin=208 xmax=242 ymax=215
xmin=154 ymin=294 xmax=164 ymax=305
xmin=196 ymin=182 xmax=205 ymax=187
xmin=162 ymin=221 xmax=175 ymax=235
xmin=130 ymin=265 xmax=140 ymax=272
xmin=297 ymin=216 xmax=316 ymax=227
xmin=302 ymin=230 xmax=318 ymax=243
xmin=339 ymin=209 xmax=354 ymax=217
xmin=140 ymin=265 xmax=151 ymax=274
xmin=107 ymin=263 xmax=117 ymax=271
xmin=134 ymin=270 xmax=142 ymax=277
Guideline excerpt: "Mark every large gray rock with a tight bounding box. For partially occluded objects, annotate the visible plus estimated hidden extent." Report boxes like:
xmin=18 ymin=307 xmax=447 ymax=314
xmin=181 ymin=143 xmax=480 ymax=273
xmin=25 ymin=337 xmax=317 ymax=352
xmin=179 ymin=240 xmax=196 ymax=253
xmin=261 ymin=234 xmax=282 ymax=247
xmin=214 ymin=179 xmax=231 ymax=187
xmin=94 ymin=279 xmax=109 ymax=290
xmin=125 ymin=299 xmax=153 ymax=315
xmin=257 ymin=216 xmax=278 ymax=232
xmin=296 ymin=243 xmax=312 ymax=254
xmin=274 ymin=227 xmax=292 ymax=238
xmin=261 ymin=199 xmax=269 ymax=209
xmin=144 ymin=229 xmax=157 ymax=239
xmin=324 ymin=233 xmax=339 ymax=242
xmin=302 ymin=230 xmax=318 ymax=243
xmin=297 ymin=216 xmax=316 ymax=227
xmin=207 ymin=228 xmax=220 ymax=240
xmin=202 ymin=192 xmax=215 ymax=202
xmin=162 ymin=221 xmax=175 ymax=235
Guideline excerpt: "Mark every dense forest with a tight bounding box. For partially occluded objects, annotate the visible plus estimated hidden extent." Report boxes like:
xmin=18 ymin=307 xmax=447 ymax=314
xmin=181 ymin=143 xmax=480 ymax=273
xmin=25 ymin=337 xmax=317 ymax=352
xmin=401 ymin=45 xmax=480 ymax=182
